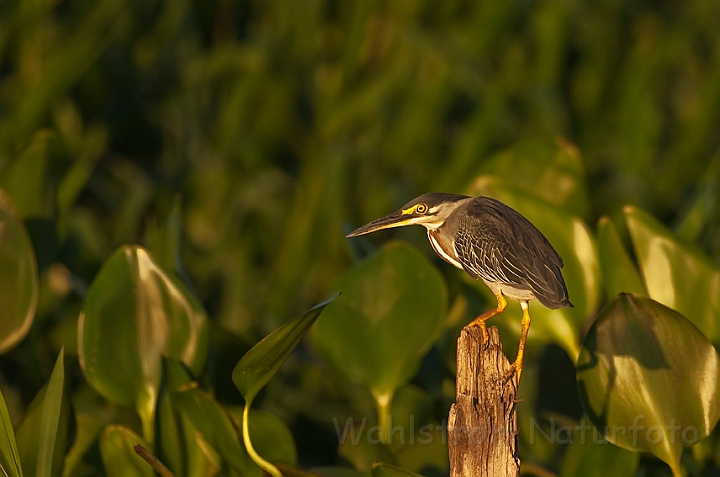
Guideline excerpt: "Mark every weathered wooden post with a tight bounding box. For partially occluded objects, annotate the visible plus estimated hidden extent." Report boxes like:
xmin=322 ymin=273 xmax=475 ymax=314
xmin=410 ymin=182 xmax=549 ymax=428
xmin=448 ymin=326 xmax=520 ymax=476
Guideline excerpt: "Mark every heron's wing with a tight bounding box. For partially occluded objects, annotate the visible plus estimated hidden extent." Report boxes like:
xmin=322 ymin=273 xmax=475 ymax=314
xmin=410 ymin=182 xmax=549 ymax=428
xmin=453 ymin=198 xmax=570 ymax=308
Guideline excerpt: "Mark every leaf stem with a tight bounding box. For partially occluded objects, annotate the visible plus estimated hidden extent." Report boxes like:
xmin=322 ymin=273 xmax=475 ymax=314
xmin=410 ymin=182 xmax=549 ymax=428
xmin=139 ymin=409 xmax=155 ymax=446
xmin=138 ymin=388 xmax=156 ymax=445
xmin=242 ymin=402 xmax=282 ymax=477
xmin=374 ymin=392 xmax=393 ymax=444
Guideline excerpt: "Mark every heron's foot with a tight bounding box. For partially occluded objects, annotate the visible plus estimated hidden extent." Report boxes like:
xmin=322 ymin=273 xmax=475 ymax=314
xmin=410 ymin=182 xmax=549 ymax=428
xmin=503 ymin=367 xmax=516 ymax=385
xmin=466 ymin=295 xmax=506 ymax=346
xmin=467 ymin=318 xmax=489 ymax=344
xmin=504 ymin=361 xmax=522 ymax=384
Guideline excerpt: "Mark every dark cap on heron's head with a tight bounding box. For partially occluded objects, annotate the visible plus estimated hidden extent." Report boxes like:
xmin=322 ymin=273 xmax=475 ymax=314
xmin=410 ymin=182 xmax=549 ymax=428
xmin=399 ymin=192 xmax=470 ymax=210
xmin=346 ymin=193 xmax=470 ymax=237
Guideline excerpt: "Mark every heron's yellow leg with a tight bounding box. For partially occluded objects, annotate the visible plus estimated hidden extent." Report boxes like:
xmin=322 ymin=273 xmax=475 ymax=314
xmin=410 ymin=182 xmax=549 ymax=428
xmin=468 ymin=294 xmax=507 ymax=344
xmin=510 ymin=301 xmax=531 ymax=382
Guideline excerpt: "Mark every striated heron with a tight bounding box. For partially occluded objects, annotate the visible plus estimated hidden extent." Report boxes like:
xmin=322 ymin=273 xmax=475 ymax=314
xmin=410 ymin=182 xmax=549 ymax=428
xmin=347 ymin=193 xmax=572 ymax=381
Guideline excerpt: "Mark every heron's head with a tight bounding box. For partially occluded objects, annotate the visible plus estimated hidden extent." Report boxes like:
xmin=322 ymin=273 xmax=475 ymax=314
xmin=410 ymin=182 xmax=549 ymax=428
xmin=347 ymin=193 xmax=471 ymax=237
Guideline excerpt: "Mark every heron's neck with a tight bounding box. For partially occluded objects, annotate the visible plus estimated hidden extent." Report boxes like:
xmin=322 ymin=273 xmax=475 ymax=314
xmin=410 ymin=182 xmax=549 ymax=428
xmin=427 ymin=228 xmax=463 ymax=269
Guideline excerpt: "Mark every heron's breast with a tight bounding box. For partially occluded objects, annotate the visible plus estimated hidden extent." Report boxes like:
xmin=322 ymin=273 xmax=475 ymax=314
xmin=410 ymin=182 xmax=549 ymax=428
xmin=427 ymin=228 xmax=463 ymax=269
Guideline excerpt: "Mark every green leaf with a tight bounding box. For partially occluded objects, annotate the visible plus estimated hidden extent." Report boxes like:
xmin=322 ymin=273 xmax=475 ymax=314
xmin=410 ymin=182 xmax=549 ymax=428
xmin=78 ymin=245 xmax=209 ymax=443
xmin=37 ymin=349 xmax=64 ymax=477
xmin=312 ymin=242 xmax=447 ymax=399
xmin=157 ymin=359 xmax=220 ymax=477
xmin=233 ymin=294 xmax=337 ymax=404
xmin=0 ymin=386 xmax=22 ymax=477
xmin=61 ymin=382 xmax=119 ymax=477
xmin=181 ymin=414 xmax=221 ymax=477
xmin=561 ymin=430 xmax=639 ymax=477
xmin=162 ymin=356 xmax=195 ymax=392
xmin=370 ymin=463 xmax=423 ymax=477
xmin=625 ymin=205 xmax=720 ymax=342
xmin=465 ymin=183 xmax=599 ymax=359
xmin=596 ymin=217 xmax=645 ymax=300
xmin=172 ymin=384 xmax=260 ymax=477
xmin=61 ymin=407 xmax=110 ymax=477
xmin=98 ymin=425 xmax=154 ymax=477
xmin=576 ymin=293 xmax=720 ymax=475
xmin=230 ymin=295 xmax=337 ymax=476
xmin=471 ymin=137 xmax=590 ymax=218
xmin=0 ymin=189 xmax=38 ymax=354
xmin=157 ymin=384 xmax=184 ymax=475
xmin=16 ymin=351 xmax=69 ymax=477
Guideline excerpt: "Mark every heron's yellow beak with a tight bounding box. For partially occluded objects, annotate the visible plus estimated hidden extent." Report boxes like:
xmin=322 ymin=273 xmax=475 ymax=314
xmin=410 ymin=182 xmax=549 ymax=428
xmin=346 ymin=210 xmax=416 ymax=237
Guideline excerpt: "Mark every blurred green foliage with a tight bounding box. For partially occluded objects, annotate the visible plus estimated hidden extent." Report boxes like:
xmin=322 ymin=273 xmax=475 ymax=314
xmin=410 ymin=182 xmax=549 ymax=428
xmin=0 ymin=0 xmax=720 ymax=476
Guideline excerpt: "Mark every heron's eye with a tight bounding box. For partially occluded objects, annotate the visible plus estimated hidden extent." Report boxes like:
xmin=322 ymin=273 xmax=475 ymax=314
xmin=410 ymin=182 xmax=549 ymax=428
xmin=415 ymin=203 xmax=428 ymax=214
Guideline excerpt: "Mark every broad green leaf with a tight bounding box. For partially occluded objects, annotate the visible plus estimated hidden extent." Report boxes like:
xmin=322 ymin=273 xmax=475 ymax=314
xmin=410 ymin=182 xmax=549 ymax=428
xmin=576 ymin=294 xmax=720 ymax=475
xmin=0 ymin=387 xmax=22 ymax=477
xmin=162 ymin=356 xmax=194 ymax=392
xmin=561 ymin=429 xmax=639 ymax=477
xmin=180 ymin=412 xmax=221 ymax=477
xmin=172 ymin=384 xmax=260 ymax=477
xmin=472 ymin=137 xmax=590 ymax=218
xmin=465 ymin=182 xmax=599 ymax=359
xmin=0 ymin=189 xmax=38 ymax=354
xmin=233 ymin=294 xmax=337 ymax=404
xmin=160 ymin=395 xmax=221 ymax=477
xmin=596 ymin=217 xmax=645 ymax=300
xmin=78 ymin=245 xmax=209 ymax=442
xmin=312 ymin=242 xmax=447 ymax=399
xmin=16 ymin=350 xmax=68 ymax=477
xmin=98 ymin=425 xmax=153 ymax=477
xmin=227 ymin=408 xmax=297 ymax=467
xmin=371 ymin=463 xmax=423 ymax=477
xmin=625 ymin=205 xmax=720 ymax=342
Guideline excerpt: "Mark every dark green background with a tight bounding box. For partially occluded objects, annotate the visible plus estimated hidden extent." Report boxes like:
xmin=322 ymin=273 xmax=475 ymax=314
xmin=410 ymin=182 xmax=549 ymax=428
xmin=1 ymin=0 xmax=719 ymax=475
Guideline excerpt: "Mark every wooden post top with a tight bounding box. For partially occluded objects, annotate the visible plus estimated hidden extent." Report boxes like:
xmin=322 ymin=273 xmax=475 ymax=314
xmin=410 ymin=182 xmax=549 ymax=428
xmin=448 ymin=326 xmax=520 ymax=477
